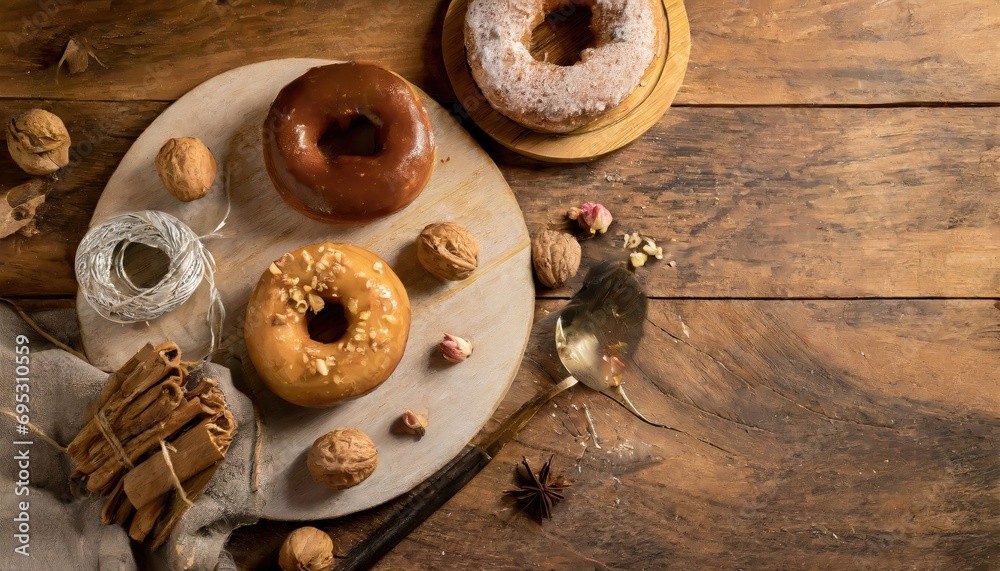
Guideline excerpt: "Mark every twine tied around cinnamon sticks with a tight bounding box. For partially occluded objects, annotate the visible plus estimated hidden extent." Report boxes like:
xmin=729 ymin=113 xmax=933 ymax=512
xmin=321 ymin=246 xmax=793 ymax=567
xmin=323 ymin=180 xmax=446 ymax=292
xmin=66 ymin=342 xmax=236 ymax=547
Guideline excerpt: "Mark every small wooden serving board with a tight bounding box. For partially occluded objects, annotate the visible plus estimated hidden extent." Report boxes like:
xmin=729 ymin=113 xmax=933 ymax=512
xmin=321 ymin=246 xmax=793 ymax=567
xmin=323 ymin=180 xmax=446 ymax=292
xmin=443 ymin=0 xmax=691 ymax=162
xmin=76 ymin=58 xmax=534 ymax=520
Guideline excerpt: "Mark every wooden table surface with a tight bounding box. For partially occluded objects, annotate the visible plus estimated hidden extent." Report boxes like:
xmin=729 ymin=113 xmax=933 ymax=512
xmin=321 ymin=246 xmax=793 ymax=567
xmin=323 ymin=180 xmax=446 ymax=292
xmin=2 ymin=1 xmax=998 ymax=569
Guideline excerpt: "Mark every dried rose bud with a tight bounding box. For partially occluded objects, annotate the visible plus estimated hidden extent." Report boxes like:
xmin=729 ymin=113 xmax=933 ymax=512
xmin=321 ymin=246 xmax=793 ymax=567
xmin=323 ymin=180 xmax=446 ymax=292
xmin=401 ymin=410 xmax=428 ymax=437
xmin=439 ymin=333 xmax=472 ymax=362
xmin=630 ymin=251 xmax=648 ymax=268
xmin=579 ymin=202 xmax=613 ymax=234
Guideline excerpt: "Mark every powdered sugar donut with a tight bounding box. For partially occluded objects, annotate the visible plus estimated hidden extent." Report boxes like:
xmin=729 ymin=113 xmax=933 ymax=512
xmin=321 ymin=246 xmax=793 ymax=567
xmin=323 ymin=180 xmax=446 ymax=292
xmin=465 ymin=0 xmax=657 ymax=133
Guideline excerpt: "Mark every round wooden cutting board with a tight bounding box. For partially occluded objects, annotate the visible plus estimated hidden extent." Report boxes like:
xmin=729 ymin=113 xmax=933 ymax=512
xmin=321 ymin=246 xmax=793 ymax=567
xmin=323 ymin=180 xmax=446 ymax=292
xmin=76 ymin=58 xmax=534 ymax=520
xmin=443 ymin=0 xmax=691 ymax=162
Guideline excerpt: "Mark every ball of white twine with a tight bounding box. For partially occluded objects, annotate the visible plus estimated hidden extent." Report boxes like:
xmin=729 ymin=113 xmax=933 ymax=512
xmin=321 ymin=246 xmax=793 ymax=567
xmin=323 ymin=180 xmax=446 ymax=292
xmin=75 ymin=210 xmax=225 ymax=352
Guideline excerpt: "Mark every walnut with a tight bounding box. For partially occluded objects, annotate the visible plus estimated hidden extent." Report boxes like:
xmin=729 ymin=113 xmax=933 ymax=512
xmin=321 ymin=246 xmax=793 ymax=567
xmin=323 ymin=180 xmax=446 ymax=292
xmin=416 ymin=222 xmax=479 ymax=280
xmin=531 ymin=230 xmax=581 ymax=288
xmin=278 ymin=526 xmax=335 ymax=571
xmin=154 ymin=137 xmax=217 ymax=202
xmin=6 ymin=109 xmax=71 ymax=175
xmin=307 ymin=428 xmax=378 ymax=490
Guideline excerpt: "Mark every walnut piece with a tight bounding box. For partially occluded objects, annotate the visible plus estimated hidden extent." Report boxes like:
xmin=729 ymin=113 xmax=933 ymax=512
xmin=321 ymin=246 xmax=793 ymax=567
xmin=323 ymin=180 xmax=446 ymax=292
xmin=531 ymin=230 xmax=581 ymax=288
xmin=416 ymin=222 xmax=479 ymax=281
xmin=154 ymin=137 xmax=217 ymax=202
xmin=278 ymin=526 xmax=335 ymax=571
xmin=307 ymin=428 xmax=378 ymax=490
xmin=0 ymin=178 xmax=51 ymax=239
xmin=6 ymin=109 xmax=71 ymax=175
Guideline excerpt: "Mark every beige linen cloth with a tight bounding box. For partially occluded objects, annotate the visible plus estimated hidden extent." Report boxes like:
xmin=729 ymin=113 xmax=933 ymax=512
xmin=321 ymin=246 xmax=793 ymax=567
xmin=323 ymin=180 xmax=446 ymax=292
xmin=0 ymin=305 xmax=263 ymax=570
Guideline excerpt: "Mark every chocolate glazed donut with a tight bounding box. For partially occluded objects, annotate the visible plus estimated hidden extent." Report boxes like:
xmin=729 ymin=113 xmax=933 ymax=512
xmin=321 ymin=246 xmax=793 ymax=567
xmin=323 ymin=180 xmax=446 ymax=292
xmin=263 ymin=63 xmax=436 ymax=223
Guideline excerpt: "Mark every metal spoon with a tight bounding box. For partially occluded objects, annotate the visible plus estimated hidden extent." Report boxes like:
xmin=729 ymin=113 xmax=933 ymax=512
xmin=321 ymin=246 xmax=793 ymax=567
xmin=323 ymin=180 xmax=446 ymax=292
xmin=554 ymin=261 xmax=671 ymax=428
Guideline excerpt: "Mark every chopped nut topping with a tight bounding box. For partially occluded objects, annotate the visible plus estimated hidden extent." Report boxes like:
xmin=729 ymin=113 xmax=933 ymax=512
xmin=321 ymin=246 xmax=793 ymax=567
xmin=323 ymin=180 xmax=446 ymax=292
xmin=269 ymin=262 xmax=282 ymax=275
xmin=271 ymin=313 xmax=287 ymax=326
xmin=642 ymin=238 xmax=664 ymax=260
xmin=359 ymin=310 xmax=371 ymax=321
xmin=307 ymin=293 xmax=325 ymax=314
xmin=373 ymin=262 xmax=383 ymax=274
xmin=383 ymin=314 xmax=398 ymax=324
xmin=315 ymin=359 xmax=329 ymax=376
xmin=347 ymin=298 xmax=359 ymax=314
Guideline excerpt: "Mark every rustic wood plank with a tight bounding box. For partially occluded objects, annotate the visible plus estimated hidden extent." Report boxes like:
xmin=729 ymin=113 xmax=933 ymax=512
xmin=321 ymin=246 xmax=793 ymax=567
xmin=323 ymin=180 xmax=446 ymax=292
xmin=228 ymin=298 xmax=1000 ymax=569
xmin=0 ymin=0 xmax=997 ymax=104
xmin=682 ymin=0 xmax=1000 ymax=104
xmin=3 ymin=103 xmax=997 ymax=298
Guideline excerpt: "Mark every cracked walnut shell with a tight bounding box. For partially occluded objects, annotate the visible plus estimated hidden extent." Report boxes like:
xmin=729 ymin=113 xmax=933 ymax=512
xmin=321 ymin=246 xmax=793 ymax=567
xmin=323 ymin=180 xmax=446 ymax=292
xmin=531 ymin=230 xmax=581 ymax=288
xmin=6 ymin=109 xmax=71 ymax=175
xmin=307 ymin=428 xmax=378 ymax=490
xmin=278 ymin=526 xmax=335 ymax=571
xmin=154 ymin=137 xmax=217 ymax=202
xmin=417 ymin=222 xmax=479 ymax=280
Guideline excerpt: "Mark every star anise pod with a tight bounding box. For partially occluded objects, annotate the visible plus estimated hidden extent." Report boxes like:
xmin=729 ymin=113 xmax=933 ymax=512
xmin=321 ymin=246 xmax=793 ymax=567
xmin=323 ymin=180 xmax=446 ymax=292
xmin=504 ymin=455 xmax=571 ymax=520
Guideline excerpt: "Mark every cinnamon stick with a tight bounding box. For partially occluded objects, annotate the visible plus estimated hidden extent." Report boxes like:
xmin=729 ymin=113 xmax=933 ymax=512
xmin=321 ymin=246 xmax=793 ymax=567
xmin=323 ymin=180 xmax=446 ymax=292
xmin=129 ymin=495 xmax=167 ymax=542
xmin=149 ymin=463 xmax=222 ymax=550
xmin=85 ymin=395 xmax=209 ymax=495
xmin=101 ymin=479 xmax=134 ymax=526
xmin=123 ymin=419 xmax=226 ymax=509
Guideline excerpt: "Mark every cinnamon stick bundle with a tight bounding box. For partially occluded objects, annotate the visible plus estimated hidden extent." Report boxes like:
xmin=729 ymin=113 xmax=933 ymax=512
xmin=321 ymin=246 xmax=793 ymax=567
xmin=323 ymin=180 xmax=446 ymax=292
xmin=68 ymin=342 xmax=237 ymax=545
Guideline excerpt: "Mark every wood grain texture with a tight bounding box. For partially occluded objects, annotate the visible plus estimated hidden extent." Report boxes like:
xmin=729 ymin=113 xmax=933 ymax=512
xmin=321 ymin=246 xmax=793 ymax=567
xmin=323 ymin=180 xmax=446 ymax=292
xmin=682 ymin=0 xmax=1000 ymax=105
xmin=1 ymin=0 xmax=997 ymax=104
xmin=442 ymin=0 xmax=690 ymax=162
xmin=4 ymin=104 xmax=997 ymax=298
xmin=73 ymin=58 xmax=535 ymax=519
xmin=228 ymin=298 xmax=1000 ymax=569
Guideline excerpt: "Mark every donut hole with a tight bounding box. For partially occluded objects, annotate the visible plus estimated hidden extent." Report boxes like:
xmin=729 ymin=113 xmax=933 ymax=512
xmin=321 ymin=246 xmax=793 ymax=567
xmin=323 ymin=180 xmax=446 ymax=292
xmin=530 ymin=2 xmax=596 ymax=67
xmin=115 ymin=242 xmax=172 ymax=290
xmin=307 ymin=301 xmax=350 ymax=345
xmin=317 ymin=115 xmax=383 ymax=158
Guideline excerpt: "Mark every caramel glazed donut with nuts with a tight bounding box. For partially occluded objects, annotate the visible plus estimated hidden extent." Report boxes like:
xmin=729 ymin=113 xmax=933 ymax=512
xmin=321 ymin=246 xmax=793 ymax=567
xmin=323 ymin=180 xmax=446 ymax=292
xmin=465 ymin=0 xmax=658 ymax=133
xmin=244 ymin=243 xmax=410 ymax=408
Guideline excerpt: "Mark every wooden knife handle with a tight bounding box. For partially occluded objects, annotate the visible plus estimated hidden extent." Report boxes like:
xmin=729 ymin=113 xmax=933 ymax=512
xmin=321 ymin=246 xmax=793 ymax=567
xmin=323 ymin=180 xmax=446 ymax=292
xmin=337 ymin=444 xmax=492 ymax=571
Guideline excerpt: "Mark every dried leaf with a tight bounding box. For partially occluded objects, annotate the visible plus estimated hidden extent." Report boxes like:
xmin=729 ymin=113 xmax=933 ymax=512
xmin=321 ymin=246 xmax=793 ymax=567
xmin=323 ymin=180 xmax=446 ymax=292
xmin=56 ymin=37 xmax=105 ymax=79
